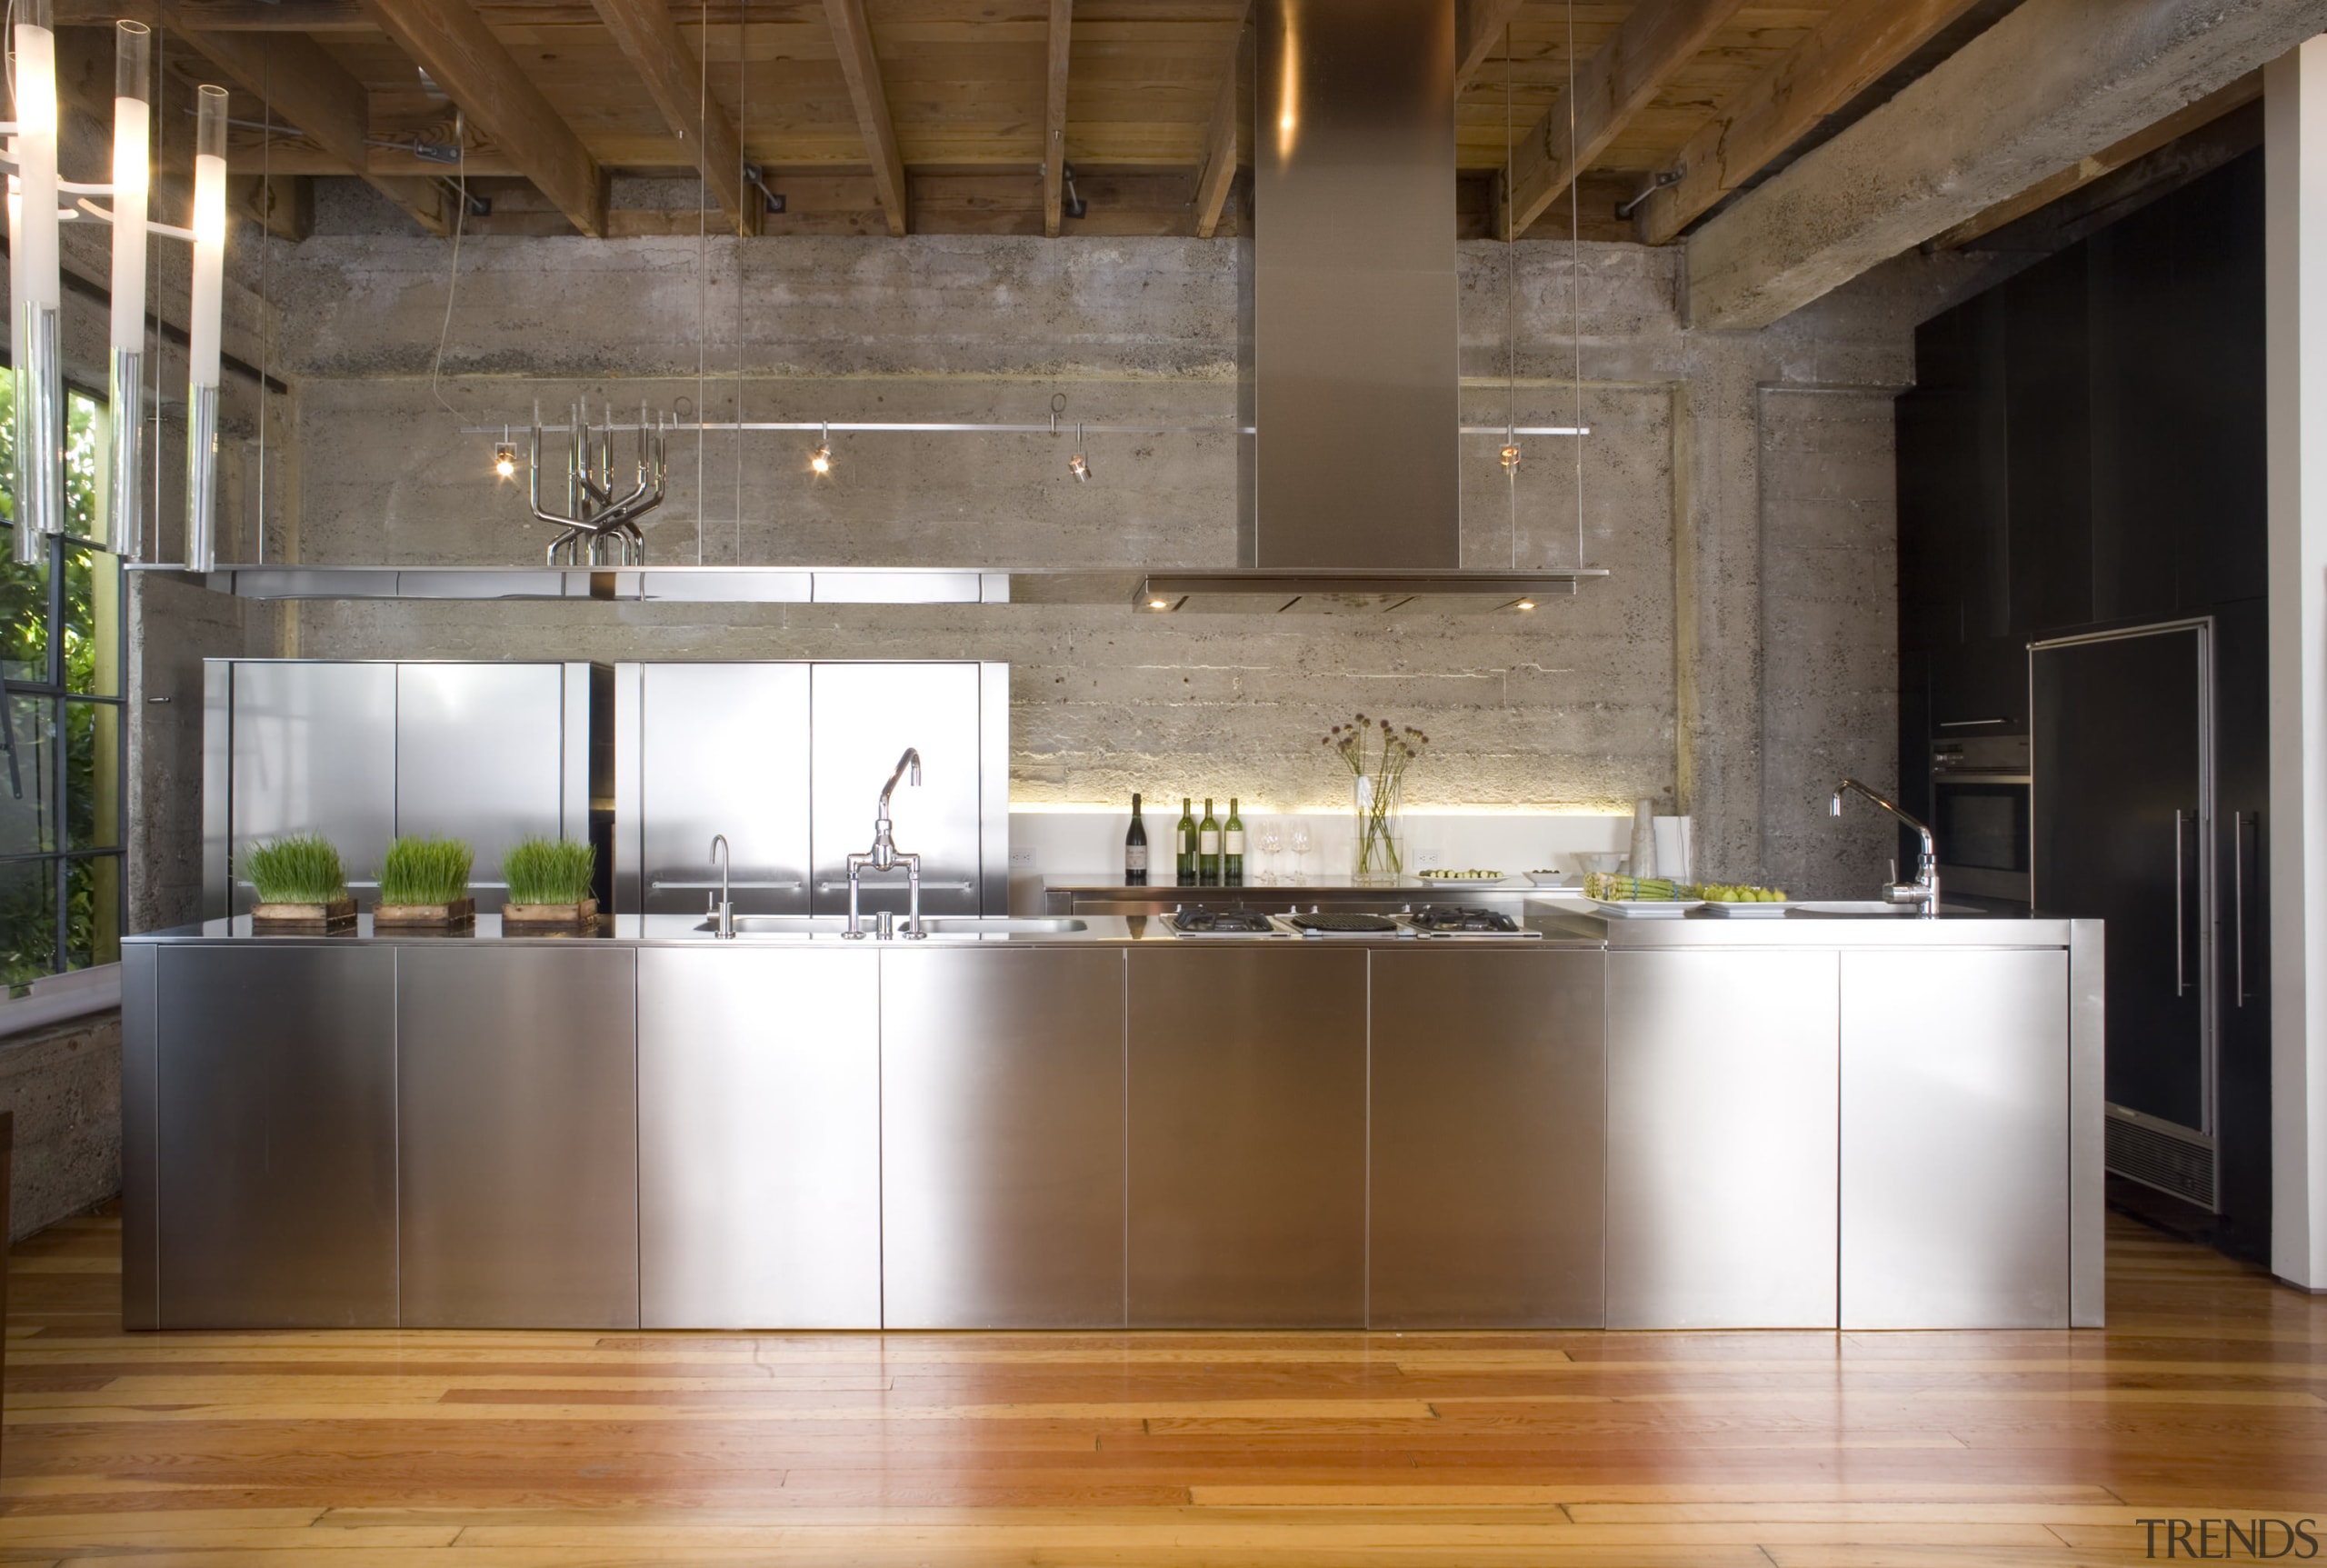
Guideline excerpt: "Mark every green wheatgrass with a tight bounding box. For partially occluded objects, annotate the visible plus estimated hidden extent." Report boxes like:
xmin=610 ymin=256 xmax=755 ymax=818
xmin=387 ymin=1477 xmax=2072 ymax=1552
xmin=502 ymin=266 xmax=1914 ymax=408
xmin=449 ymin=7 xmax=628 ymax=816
xmin=502 ymin=836 xmax=596 ymax=906
xmin=244 ymin=834 xmax=348 ymax=905
xmin=378 ymin=835 xmax=474 ymax=906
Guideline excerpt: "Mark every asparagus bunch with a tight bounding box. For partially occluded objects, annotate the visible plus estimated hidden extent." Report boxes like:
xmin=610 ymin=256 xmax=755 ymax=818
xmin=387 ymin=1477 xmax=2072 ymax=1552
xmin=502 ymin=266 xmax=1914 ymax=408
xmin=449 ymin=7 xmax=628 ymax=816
xmin=1583 ymin=872 xmax=1684 ymax=902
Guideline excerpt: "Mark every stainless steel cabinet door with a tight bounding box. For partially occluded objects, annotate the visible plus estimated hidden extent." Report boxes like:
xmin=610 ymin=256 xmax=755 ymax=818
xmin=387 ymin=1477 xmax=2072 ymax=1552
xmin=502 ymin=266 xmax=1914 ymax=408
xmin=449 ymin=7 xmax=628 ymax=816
xmin=1605 ymin=949 xmax=1840 ymax=1329
xmin=882 ymin=948 xmax=1125 ymax=1328
xmin=624 ymin=663 xmax=812 ymax=915
xmin=1842 ymin=948 xmax=2070 ymax=1328
xmin=1127 ymin=946 xmax=1367 ymax=1326
xmin=155 ymin=945 xmax=397 ymax=1328
xmin=395 ymin=664 xmax=574 ymax=894
xmin=1369 ymin=948 xmax=1605 ymax=1328
xmin=226 ymin=663 xmax=394 ymax=914
xmin=636 ymin=946 xmax=881 ymax=1329
xmin=398 ymin=945 xmax=639 ymax=1328
xmin=811 ymin=663 xmax=982 ymax=918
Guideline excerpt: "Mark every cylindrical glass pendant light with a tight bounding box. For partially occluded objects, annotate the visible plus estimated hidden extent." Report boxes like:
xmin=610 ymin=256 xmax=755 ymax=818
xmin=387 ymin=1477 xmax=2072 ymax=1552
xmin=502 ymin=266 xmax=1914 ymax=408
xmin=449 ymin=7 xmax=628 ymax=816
xmin=106 ymin=21 xmax=152 ymax=559
xmin=184 ymin=84 xmax=227 ymax=572
xmin=11 ymin=0 xmax=63 ymax=564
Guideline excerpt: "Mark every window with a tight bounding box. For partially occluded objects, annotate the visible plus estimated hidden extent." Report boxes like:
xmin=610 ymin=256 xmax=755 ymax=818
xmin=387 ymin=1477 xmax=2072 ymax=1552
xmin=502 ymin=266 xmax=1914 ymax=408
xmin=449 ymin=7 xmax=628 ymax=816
xmin=0 ymin=381 xmax=125 ymax=990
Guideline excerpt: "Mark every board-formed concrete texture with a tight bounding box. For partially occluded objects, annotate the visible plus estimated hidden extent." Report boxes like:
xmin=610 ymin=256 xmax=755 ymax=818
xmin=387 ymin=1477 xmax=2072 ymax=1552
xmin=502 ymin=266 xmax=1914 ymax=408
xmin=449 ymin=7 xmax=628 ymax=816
xmin=0 ymin=1014 xmax=123 ymax=1241
xmin=1687 ymin=0 xmax=2327 ymax=331
xmin=155 ymin=230 xmax=2012 ymax=901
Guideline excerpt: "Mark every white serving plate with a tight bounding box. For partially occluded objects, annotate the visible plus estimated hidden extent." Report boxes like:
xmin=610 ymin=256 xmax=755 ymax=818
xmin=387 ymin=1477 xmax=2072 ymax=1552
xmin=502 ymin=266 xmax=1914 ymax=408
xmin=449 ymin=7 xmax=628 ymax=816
xmin=1699 ymin=900 xmax=1801 ymax=918
xmin=1523 ymin=871 xmax=1573 ymax=887
xmin=1586 ymin=898 xmax=1705 ymax=919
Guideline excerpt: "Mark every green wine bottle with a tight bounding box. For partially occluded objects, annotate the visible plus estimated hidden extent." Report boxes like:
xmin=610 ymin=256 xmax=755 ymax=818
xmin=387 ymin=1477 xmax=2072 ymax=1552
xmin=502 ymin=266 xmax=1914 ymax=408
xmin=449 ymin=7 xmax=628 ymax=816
xmin=1176 ymin=798 xmax=1198 ymax=887
xmin=1223 ymin=798 xmax=1245 ymax=886
xmin=1198 ymin=798 xmax=1221 ymax=886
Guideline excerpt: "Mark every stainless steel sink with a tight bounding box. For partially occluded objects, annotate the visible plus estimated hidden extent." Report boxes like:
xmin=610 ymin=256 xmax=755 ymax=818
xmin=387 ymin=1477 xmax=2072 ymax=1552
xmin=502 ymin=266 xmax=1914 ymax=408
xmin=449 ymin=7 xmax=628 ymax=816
xmin=691 ymin=914 xmax=1087 ymax=937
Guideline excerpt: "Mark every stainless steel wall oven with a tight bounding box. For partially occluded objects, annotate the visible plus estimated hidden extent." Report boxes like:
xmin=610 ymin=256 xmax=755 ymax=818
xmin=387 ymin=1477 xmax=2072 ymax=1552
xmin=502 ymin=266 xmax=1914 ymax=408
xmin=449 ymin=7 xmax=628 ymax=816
xmin=1930 ymin=730 xmax=2031 ymax=904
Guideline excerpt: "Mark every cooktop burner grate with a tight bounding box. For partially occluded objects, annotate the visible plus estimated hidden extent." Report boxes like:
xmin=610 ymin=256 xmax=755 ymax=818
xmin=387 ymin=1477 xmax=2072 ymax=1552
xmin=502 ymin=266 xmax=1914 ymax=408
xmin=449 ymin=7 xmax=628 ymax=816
xmin=1168 ymin=907 xmax=1277 ymax=934
xmin=1285 ymin=912 xmax=1403 ymax=934
xmin=1409 ymin=905 xmax=1523 ymax=934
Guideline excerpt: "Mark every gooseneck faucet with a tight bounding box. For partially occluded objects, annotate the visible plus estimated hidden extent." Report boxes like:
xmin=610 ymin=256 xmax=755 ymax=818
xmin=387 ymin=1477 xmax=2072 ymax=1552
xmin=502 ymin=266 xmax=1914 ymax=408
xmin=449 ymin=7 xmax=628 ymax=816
xmin=844 ymin=748 xmax=926 ymax=940
xmin=707 ymin=834 xmax=734 ymax=939
xmin=1831 ymin=778 xmax=1941 ymax=916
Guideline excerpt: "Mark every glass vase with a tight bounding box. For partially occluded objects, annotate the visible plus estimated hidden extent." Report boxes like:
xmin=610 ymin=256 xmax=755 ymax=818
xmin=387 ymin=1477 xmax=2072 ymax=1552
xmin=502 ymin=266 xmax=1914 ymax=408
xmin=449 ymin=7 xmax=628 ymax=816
xmin=1352 ymin=774 xmax=1404 ymax=885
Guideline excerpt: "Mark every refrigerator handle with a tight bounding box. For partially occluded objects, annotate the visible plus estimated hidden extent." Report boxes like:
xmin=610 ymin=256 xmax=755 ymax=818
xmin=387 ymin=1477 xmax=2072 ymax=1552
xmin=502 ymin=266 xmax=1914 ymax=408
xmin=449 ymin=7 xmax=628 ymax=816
xmin=2233 ymin=811 xmax=2250 ymax=1008
xmin=2173 ymin=809 xmax=2187 ymax=998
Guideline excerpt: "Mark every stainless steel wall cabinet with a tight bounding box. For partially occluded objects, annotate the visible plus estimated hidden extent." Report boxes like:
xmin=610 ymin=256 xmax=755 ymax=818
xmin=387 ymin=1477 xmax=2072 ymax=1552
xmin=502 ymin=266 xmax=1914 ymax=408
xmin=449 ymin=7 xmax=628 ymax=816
xmin=1369 ymin=948 xmax=1606 ymax=1328
xmin=615 ymin=663 xmax=812 ymax=916
xmin=1841 ymin=948 xmax=2070 ymax=1328
xmin=1605 ymin=948 xmax=1843 ymax=1330
xmin=637 ymin=946 xmax=882 ymax=1328
xmin=204 ymin=660 xmax=602 ymax=916
xmin=396 ymin=946 xmax=640 ymax=1329
xmin=153 ymin=944 xmax=398 ymax=1328
xmin=1128 ymin=946 xmax=1368 ymax=1326
xmin=882 ymin=948 xmax=1128 ymax=1328
xmin=614 ymin=662 xmax=1009 ymax=919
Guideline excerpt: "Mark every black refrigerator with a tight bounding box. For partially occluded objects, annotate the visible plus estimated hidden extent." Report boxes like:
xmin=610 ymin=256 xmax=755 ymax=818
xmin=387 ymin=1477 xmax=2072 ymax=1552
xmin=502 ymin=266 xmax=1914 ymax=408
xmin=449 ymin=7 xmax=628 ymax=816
xmin=2032 ymin=621 xmax=2222 ymax=1213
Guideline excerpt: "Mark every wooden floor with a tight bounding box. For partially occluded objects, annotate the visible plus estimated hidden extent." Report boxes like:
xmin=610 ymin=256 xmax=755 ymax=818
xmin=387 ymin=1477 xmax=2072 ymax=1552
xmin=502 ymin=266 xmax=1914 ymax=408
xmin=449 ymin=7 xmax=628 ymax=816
xmin=0 ymin=1211 xmax=2322 ymax=1565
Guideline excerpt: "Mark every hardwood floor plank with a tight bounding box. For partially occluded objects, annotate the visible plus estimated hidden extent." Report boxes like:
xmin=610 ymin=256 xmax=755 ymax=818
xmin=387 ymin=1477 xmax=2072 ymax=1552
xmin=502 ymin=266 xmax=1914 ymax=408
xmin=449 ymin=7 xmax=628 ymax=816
xmin=1 ymin=1210 xmax=2321 ymax=1563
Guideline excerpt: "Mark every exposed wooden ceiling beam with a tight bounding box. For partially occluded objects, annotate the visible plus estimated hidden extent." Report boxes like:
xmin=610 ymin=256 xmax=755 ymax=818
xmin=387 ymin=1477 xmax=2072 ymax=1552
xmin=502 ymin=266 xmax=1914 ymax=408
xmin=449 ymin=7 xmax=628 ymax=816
xmin=1454 ymin=0 xmax=1523 ymax=93
xmin=1927 ymin=70 xmax=2262 ymax=251
xmin=1496 ymin=0 xmax=1751 ymax=241
xmin=1189 ymin=0 xmax=1247 ymax=239
xmin=588 ymin=0 xmax=757 ymax=235
xmin=150 ymin=10 xmax=451 ymax=235
xmin=56 ymin=0 xmax=373 ymax=31
xmin=1043 ymin=0 xmax=1072 ymax=236
xmin=823 ymin=0 xmax=907 ymax=236
xmin=1687 ymin=0 xmax=2327 ymax=329
xmin=1632 ymin=0 xmax=1984 ymax=246
xmin=357 ymin=0 xmax=607 ymax=236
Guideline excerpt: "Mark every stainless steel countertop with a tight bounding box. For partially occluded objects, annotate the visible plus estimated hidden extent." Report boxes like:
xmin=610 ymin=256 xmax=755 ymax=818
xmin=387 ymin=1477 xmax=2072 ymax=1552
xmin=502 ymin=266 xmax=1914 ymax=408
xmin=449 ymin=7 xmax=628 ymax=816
xmin=125 ymin=906 xmax=2079 ymax=949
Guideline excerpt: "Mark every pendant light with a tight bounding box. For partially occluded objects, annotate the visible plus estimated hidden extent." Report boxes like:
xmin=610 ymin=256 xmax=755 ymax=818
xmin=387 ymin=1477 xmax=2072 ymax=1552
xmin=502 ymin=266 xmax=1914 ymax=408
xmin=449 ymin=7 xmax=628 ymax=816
xmin=184 ymin=84 xmax=229 ymax=571
xmin=10 ymin=0 xmax=62 ymax=564
xmin=106 ymin=21 xmax=151 ymax=556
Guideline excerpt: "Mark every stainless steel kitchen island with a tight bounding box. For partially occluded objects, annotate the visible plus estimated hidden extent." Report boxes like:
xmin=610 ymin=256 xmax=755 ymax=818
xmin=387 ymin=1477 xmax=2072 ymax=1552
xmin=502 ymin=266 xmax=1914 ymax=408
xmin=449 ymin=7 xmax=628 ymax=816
xmin=121 ymin=907 xmax=2101 ymax=1333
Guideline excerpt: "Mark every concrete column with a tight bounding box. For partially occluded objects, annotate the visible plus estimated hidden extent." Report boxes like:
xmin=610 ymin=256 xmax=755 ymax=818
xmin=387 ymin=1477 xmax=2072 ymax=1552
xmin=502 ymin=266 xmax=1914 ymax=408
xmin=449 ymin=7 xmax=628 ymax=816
xmin=2264 ymin=37 xmax=2327 ymax=1290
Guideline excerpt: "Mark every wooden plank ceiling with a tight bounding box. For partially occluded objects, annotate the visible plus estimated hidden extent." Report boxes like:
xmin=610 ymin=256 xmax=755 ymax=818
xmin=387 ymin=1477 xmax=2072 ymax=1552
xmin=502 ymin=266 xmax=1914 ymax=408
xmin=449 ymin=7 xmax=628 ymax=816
xmin=55 ymin=0 xmax=2151 ymax=242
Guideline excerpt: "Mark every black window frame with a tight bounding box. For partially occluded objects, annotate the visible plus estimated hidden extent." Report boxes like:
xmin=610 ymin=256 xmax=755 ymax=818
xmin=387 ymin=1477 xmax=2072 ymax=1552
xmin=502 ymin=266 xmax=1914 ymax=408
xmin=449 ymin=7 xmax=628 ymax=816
xmin=1 ymin=383 xmax=130 ymax=989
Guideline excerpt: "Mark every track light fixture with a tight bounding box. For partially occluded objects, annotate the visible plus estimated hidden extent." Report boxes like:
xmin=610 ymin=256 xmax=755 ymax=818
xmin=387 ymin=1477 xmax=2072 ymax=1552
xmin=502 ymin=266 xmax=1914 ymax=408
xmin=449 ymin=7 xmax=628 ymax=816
xmin=809 ymin=423 xmax=833 ymax=476
xmin=1501 ymin=443 xmax=1522 ymax=473
xmin=494 ymin=441 xmax=517 ymax=479
xmin=1069 ymin=424 xmax=1091 ymax=483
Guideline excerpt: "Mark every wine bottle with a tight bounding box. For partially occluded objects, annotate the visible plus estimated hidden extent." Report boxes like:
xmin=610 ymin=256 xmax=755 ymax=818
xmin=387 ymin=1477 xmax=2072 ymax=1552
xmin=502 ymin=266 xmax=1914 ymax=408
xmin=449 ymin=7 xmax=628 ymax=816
xmin=1198 ymin=798 xmax=1222 ymax=886
xmin=1223 ymin=797 xmax=1244 ymax=886
xmin=1124 ymin=794 xmax=1149 ymax=886
xmin=1176 ymin=798 xmax=1197 ymax=887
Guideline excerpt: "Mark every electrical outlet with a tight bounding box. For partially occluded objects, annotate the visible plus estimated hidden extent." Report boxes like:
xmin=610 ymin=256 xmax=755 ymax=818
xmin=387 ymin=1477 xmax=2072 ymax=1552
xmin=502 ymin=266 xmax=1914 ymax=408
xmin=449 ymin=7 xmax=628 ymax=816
xmin=1009 ymin=847 xmax=1037 ymax=869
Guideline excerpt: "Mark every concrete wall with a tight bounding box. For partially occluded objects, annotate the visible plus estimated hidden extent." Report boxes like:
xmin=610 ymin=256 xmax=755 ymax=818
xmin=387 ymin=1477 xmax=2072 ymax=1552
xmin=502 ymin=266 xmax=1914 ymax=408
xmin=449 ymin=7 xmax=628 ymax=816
xmin=0 ymin=1013 xmax=122 ymax=1241
xmin=124 ymin=226 xmax=2002 ymax=914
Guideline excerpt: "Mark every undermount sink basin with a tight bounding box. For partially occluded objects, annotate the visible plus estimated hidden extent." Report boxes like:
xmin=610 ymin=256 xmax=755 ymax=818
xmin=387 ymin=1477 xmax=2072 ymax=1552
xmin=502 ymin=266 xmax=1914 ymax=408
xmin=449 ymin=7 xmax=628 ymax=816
xmin=691 ymin=914 xmax=1087 ymax=937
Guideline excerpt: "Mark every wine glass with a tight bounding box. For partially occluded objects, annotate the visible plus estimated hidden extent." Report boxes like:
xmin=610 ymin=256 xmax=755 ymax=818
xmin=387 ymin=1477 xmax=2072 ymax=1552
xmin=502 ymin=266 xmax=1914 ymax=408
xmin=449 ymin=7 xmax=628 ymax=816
xmin=1257 ymin=820 xmax=1283 ymax=885
xmin=1288 ymin=820 xmax=1313 ymax=884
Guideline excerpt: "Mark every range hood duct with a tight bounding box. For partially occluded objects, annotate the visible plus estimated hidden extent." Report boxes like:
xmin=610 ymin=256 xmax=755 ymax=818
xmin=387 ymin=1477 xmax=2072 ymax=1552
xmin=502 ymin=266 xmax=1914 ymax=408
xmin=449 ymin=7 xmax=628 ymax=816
xmin=1134 ymin=0 xmax=1603 ymax=610
xmin=1238 ymin=0 xmax=1459 ymax=571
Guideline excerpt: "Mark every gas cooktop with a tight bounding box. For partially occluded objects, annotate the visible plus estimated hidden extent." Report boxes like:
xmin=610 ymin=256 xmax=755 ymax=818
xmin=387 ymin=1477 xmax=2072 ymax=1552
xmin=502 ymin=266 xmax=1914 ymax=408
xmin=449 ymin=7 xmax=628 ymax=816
xmin=1164 ymin=907 xmax=1287 ymax=937
xmin=1283 ymin=912 xmax=1409 ymax=938
xmin=1406 ymin=904 xmax=1541 ymax=938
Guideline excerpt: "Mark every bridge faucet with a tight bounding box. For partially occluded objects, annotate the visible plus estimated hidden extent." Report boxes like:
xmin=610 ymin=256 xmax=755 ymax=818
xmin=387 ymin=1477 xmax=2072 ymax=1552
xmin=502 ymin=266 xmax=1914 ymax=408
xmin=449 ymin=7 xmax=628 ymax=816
xmin=707 ymin=834 xmax=734 ymax=939
xmin=1831 ymin=778 xmax=1940 ymax=916
xmin=843 ymin=748 xmax=926 ymax=940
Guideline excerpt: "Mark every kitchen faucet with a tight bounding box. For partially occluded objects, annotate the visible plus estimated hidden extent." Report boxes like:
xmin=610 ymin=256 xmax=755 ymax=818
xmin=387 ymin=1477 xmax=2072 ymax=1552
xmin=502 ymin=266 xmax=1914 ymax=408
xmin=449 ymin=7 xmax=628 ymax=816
xmin=707 ymin=834 xmax=735 ymax=939
xmin=843 ymin=748 xmax=926 ymax=940
xmin=1830 ymin=778 xmax=1940 ymax=916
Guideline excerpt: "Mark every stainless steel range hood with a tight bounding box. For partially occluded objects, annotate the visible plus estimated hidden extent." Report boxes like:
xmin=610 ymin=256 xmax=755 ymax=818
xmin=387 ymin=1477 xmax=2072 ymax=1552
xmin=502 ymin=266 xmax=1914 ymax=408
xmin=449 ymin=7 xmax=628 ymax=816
xmin=1144 ymin=0 xmax=1603 ymax=611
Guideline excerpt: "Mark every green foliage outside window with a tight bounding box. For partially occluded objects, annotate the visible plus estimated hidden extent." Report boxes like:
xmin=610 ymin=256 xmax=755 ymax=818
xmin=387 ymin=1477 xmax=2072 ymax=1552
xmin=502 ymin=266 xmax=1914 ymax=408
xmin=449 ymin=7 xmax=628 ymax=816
xmin=0 ymin=375 xmax=125 ymax=990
